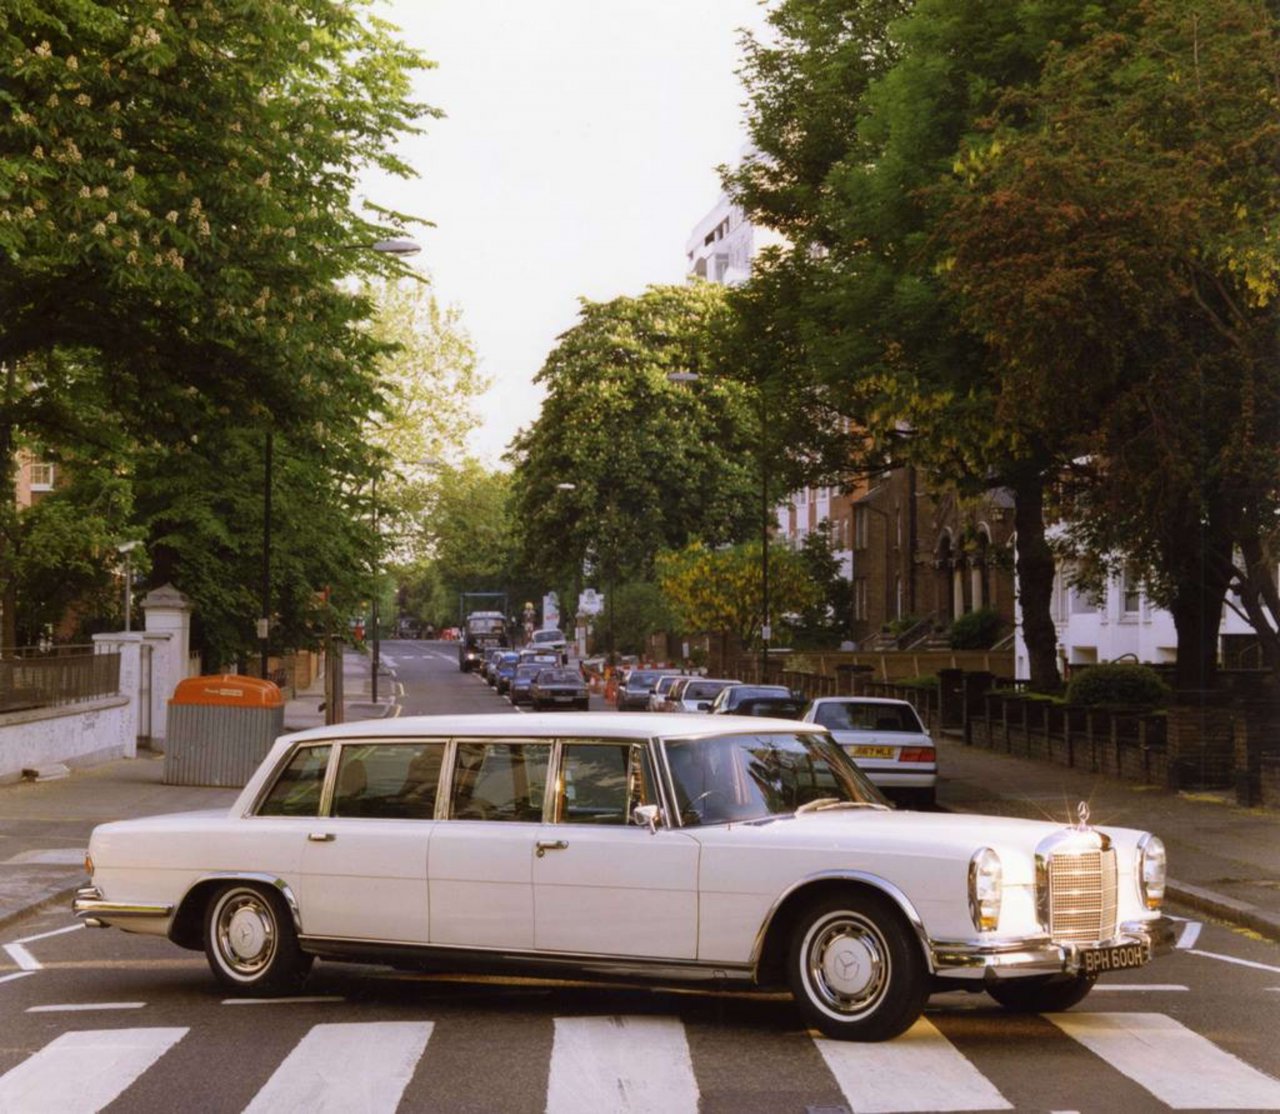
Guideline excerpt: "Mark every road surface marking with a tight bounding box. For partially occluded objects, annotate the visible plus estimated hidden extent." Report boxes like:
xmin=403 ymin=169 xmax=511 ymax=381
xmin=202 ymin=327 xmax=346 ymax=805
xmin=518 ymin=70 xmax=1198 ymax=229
xmin=243 ymin=1021 xmax=432 ymax=1114
xmin=0 ymin=1027 xmax=186 ymax=1113
xmin=816 ymin=1016 xmax=1012 ymax=1112
xmin=3 ymin=922 xmax=84 ymax=971
xmin=1090 ymin=984 xmax=1188 ymax=992
xmin=1049 ymin=1012 xmax=1280 ymax=1109
xmin=222 ymin=1003 xmax=345 ymax=1014
xmin=1187 ymin=949 xmax=1280 ymax=974
xmin=0 ymin=971 xmax=35 ymax=985
xmin=27 ymin=1002 xmax=146 ymax=1012
xmin=547 ymin=1015 xmax=699 ymax=1114
xmin=1174 ymin=919 xmax=1202 ymax=949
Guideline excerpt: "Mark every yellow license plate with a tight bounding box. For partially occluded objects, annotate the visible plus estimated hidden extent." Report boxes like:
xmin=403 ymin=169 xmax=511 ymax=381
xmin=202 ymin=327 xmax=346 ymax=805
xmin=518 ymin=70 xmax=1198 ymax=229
xmin=850 ymin=745 xmax=895 ymax=759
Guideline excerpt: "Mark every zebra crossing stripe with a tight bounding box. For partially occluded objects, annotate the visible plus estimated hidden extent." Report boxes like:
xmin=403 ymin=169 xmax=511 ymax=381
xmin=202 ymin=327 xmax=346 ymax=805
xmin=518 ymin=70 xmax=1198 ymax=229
xmin=242 ymin=1021 xmax=432 ymax=1114
xmin=0 ymin=1027 xmax=187 ymax=1114
xmin=815 ymin=1016 xmax=1013 ymax=1113
xmin=547 ymin=1016 xmax=699 ymax=1114
xmin=1049 ymin=1012 xmax=1280 ymax=1110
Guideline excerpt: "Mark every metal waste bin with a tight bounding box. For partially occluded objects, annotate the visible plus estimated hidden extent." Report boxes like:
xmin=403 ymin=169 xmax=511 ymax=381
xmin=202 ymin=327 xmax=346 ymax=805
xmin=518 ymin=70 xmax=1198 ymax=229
xmin=163 ymin=675 xmax=285 ymax=787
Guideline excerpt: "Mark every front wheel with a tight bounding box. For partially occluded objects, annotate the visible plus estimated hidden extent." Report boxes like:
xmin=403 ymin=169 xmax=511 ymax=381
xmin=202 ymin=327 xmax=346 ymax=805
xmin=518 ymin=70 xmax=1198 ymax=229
xmin=987 ymin=973 xmax=1095 ymax=1013
xmin=787 ymin=890 xmax=928 ymax=1041
xmin=203 ymin=883 xmax=312 ymax=995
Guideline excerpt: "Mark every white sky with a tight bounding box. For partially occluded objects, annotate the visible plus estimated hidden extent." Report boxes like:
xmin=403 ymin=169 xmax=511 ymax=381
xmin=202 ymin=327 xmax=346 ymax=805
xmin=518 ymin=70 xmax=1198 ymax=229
xmin=372 ymin=0 xmax=770 ymax=465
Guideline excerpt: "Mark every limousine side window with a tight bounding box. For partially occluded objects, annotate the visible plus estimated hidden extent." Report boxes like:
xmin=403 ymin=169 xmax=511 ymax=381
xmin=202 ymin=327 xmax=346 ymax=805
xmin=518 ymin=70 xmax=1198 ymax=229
xmin=332 ymin=742 xmax=445 ymax=820
xmin=556 ymin=742 xmax=654 ymax=825
xmin=257 ymin=745 xmax=332 ymax=817
xmin=450 ymin=741 xmax=550 ymax=821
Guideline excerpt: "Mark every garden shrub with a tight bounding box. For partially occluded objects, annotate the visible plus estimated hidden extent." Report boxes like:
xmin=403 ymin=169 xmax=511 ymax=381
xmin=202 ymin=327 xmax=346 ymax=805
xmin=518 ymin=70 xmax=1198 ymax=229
xmin=949 ymin=607 xmax=1001 ymax=649
xmin=1065 ymin=663 xmax=1170 ymax=708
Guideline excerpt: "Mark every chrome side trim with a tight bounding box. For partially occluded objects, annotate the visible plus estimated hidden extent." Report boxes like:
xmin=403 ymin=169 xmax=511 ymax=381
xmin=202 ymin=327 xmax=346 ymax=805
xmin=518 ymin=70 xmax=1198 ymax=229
xmin=297 ymin=934 xmax=756 ymax=985
xmin=73 ymin=885 xmax=173 ymax=923
xmin=748 ymin=870 xmax=934 ymax=973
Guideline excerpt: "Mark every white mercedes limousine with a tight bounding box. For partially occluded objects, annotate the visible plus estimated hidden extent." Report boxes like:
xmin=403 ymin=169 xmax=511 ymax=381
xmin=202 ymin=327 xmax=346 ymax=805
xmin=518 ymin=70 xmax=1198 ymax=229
xmin=74 ymin=713 xmax=1177 ymax=1041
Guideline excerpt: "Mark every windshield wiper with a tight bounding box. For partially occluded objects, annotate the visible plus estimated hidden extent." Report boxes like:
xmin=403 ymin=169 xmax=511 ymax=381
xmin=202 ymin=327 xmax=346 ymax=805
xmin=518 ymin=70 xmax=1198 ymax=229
xmin=795 ymin=798 xmax=890 ymax=814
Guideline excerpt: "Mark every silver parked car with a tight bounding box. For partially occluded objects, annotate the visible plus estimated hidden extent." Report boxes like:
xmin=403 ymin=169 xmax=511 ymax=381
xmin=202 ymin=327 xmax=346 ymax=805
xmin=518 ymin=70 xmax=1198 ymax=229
xmin=802 ymin=696 xmax=937 ymax=808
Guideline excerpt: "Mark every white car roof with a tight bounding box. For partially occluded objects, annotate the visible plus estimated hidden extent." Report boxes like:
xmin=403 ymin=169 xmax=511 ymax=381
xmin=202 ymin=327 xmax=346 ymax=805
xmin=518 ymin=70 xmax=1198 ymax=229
xmin=809 ymin=696 xmax=916 ymax=707
xmin=283 ymin=711 xmax=822 ymax=746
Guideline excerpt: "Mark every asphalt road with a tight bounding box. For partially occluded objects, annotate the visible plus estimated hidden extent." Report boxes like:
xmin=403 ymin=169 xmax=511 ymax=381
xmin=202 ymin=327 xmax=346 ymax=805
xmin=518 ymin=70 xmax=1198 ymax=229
xmin=1 ymin=644 xmax=1278 ymax=1112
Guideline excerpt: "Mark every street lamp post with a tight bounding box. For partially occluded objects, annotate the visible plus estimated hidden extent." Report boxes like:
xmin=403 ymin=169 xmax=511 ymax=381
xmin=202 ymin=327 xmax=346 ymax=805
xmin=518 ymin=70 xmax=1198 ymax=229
xmin=118 ymin=541 xmax=141 ymax=632
xmin=259 ymin=235 xmax=421 ymax=687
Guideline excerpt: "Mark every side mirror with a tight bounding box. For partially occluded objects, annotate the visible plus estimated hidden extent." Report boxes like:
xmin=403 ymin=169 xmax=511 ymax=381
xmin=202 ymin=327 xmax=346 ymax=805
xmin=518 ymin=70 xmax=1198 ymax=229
xmin=632 ymin=804 xmax=662 ymax=833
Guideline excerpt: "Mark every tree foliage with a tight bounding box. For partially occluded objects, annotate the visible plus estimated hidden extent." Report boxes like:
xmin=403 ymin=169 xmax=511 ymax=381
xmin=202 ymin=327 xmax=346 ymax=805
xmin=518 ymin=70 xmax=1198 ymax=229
xmin=656 ymin=539 xmax=819 ymax=649
xmin=0 ymin=0 xmax=437 ymax=660
xmin=508 ymin=284 xmax=762 ymax=597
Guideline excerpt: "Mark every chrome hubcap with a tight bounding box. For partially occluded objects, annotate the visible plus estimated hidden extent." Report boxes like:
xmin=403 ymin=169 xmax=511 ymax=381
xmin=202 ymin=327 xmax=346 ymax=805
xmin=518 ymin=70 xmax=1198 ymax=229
xmin=806 ymin=912 xmax=889 ymax=1016
xmin=216 ymin=892 xmax=276 ymax=976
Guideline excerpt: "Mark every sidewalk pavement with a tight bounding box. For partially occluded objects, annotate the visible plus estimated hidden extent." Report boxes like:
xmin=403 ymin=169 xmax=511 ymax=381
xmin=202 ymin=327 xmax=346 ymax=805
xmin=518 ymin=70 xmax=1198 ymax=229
xmin=1 ymin=652 xmax=1277 ymax=943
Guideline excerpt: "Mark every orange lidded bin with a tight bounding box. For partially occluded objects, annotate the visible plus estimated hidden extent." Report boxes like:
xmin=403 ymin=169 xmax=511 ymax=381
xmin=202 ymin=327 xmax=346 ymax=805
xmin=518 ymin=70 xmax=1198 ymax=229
xmin=163 ymin=675 xmax=286 ymax=787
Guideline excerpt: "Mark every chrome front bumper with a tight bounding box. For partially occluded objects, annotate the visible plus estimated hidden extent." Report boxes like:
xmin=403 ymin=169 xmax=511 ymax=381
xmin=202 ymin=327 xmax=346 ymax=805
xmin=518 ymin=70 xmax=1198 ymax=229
xmin=931 ymin=914 xmax=1181 ymax=979
xmin=72 ymin=885 xmax=173 ymax=928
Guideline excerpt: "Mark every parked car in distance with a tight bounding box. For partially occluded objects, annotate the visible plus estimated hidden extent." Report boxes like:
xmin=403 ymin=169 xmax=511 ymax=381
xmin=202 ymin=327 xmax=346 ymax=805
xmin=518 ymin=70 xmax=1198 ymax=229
xmin=519 ymin=649 xmax=561 ymax=668
xmin=709 ymin=684 xmax=800 ymax=717
xmin=75 ymin=712 xmax=1178 ymax=1042
xmin=801 ymin=697 xmax=938 ymax=808
xmin=648 ymin=673 xmax=683 ymax=712
xmin=529 ymin=668 xmax=590 ymax=711
xmin=508 ymin=663 xmax=544 ymax=706
xmin=482 ymin=648 xmax=506 ymax=686
xmin=493 ymin=651 xmax=521 ymax=696
xmin=675 ymin=677 xmax=741 ymax=713
xmin=616 ymin=668 xmax=679 ymax=711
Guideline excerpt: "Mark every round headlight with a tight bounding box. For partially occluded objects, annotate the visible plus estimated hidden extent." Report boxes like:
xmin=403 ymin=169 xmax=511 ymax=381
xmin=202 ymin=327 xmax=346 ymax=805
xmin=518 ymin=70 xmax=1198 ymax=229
xmin=969 ymin=847 xmax=1003 ymax=931
xmin=1138 ymin=833 xmax=1166 ymax=909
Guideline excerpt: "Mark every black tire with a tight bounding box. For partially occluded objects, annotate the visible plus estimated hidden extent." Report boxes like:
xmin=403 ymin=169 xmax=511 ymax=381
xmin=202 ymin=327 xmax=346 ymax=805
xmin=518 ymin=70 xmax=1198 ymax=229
xmin=787 ymin=890 xmax=928 ymax=1041
xmin=986 ymin=973 xmax=1095 ymax=1013
xmin=203 ymin=882 xmax=312 ymax=996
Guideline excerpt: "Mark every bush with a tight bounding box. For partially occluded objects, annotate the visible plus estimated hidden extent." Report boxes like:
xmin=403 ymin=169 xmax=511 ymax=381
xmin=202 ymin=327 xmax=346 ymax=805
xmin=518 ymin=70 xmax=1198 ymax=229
xmin=1065 ymin=663 xmax=1170 ymax=708
xmin=949 ymin=608 xmax=1001 ymax=649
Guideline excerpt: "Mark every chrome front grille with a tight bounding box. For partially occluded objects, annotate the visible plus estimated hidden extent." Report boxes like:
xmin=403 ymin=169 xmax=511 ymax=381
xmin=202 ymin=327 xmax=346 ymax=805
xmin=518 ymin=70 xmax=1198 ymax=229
xmin=1044 ymin=847 xmax=1118 ymax=944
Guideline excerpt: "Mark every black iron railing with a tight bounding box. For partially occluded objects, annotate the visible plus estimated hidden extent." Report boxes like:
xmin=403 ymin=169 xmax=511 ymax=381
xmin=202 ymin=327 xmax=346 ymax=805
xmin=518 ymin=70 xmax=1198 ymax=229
xmin=0 ymin=646 xmax=121 ymax=713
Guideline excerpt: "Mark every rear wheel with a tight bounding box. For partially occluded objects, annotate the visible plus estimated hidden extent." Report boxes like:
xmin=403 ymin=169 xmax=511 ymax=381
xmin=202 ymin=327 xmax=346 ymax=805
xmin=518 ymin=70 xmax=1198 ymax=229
xmin=203 ymin=883 xmax=312 ymax=995
xmin=987 ymin=973 xmax=1095 ymax=1013
xmin=787 ymin=890 xmax=928 ymax=1041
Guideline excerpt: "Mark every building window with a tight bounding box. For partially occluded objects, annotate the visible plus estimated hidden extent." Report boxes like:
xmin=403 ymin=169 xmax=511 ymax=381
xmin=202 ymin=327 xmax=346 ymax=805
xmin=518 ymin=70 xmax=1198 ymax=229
xmin=29 ymin=462 xmax=55 ymax=490
xmin=854 ymin=507 xmax=869 ymax=549
xmin=1122 ymin=570 xmax=1142 ymax=616
xmin=853 ymin=578 xmax=869 ymax=621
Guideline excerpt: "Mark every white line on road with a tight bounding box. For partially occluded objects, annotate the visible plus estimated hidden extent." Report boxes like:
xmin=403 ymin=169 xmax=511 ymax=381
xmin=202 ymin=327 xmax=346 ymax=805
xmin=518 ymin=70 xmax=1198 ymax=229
xmin=1090 ymin=984 xmax=1189 ymax=992
xmin=548 ymin=1016 xmax=699 ymax=1114
xmin=3 ymin=923 xmax=84 ymax=971
xmin=222 ymin=1003 xmax=345 ymax=1014
xmin=0 ymin=1027 xmax=187 ymax=1114
xmin=816 ymin=1016 xmax=1012 ymax=1113
xmin=1050 ymin=1012 xmax=1280 ymax=1110
xmin=1186 ymin=949 xmax=1280 ymax=975
xmin=27 ymin=1002 xmax=146 ymax=1012
xmin=0 ymin=971 xmax=35 ymax=985
xmin=243 ymin=1021 xmax=432 ymax=1114
xmin=1171 ymin=917 xmax=1202 ymax=949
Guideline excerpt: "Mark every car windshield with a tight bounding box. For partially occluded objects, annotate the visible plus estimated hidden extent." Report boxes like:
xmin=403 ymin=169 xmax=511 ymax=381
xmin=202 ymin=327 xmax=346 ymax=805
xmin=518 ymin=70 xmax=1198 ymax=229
xmin=515 ymin=664 xmax=542 ymax=679
xmin=536 ymin=669 xmax=579 ymax=684
xmin=812 ymin=701 xmax=924 ymax=733
xmin=685 ymin=680 xmax=730 ymax=700
xmin=662 ymin=731 xmax=886 ymax=826
xmin=627 ymin=671 xmax=660 ymax=690
xmin=533 ymin=630 xmax=563 ymax=642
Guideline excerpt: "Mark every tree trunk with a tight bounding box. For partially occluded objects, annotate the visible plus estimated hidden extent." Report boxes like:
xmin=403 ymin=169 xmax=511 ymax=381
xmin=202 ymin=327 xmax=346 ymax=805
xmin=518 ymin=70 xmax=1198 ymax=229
xmin=1165 ymin=501 xmax=1234 ymax=694
xmin=1012 ymin=470 xmax=1062 ymax=693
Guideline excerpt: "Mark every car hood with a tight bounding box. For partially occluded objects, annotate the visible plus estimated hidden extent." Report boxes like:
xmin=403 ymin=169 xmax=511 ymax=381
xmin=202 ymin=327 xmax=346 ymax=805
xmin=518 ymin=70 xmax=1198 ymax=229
xmin=695 ymin=807 xmax=1148 ymax=885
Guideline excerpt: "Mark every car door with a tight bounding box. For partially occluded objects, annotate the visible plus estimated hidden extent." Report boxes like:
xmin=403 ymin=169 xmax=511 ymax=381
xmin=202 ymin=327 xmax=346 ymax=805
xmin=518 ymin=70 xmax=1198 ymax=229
xmin=533 ymin=740 xmax=700 ymax=959
xmin=428 ymin=739 xmax=550 ymax=949
xmin=297 ymin=740 xmax=444 ymax=943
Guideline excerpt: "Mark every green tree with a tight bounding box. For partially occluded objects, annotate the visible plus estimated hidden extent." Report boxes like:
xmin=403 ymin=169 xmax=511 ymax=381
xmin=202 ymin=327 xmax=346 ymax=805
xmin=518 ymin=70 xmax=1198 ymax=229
xmin=0 ymin=0 xmax=431 ymax=650
xmin=508 ymin=284 xmax=761 ymax=601
xmin=730 ymin=0 xmax=1149 ymax=692
xmin=938 ymin=0 xmax=1280 ymax=688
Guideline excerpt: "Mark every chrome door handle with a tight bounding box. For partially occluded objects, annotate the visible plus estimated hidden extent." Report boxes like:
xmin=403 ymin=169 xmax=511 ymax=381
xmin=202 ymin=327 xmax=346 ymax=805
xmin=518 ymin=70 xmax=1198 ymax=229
xmin=308 ymin=832 xmax=335 ymax=842
xmin=535 ymin=839 xmax=568 ymax=857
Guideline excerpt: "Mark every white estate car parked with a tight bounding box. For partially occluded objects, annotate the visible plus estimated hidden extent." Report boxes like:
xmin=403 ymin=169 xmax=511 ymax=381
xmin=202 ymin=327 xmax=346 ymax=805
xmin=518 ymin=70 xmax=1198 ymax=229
xmin=802 ymin=696 xmax=939 ymax=808
xmin=75 ymin=713 xmax=1176 ymax=1041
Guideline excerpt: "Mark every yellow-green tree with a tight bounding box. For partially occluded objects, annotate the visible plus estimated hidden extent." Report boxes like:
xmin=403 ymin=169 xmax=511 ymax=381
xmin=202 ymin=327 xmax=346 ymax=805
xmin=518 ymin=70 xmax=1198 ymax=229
xmin=656 ymin=540 xmax=819 ymax=649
